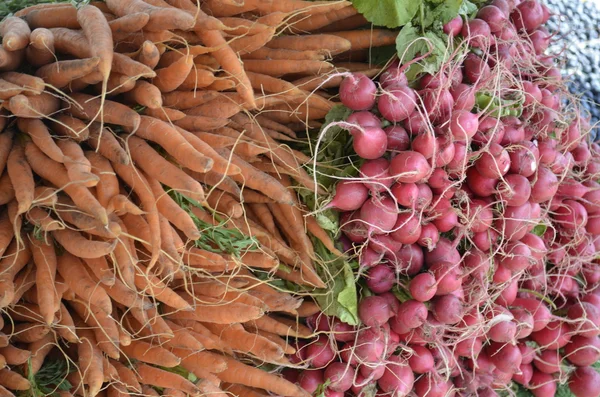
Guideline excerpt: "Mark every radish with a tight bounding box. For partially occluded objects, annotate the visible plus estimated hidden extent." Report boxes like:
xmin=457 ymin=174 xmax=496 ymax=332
xmin=462 ymin=19 xmax=492 ymax=49
xmin=529 ymin=370 xmax=557 ymax=397
xmin=513 ymin=363 xmax=534 ymax=387
xmin=567 ymin=302 xmax=600 ymax=338
xmin=412 ymin=131 xmax=437 ymax=159
xmin=429 ymin=261 xmax=462 ymax=295
xmin=554 ymin=199 xmax=588 ymax=230
xmin=390 ymin=211 xmax=422 ymax=244
xmin=391 ymin=182 xmax=419 ymax=208
xmin=378 ymin=85 xmax=417 ymax=122
xmin=463 ymin=248 xmax=491 ymax=280
xmin=564 ymin=335 xmax=600 ymax=367
xmin=417 ymin=223 xmax=440 ymax=251
xmin=360 ymin=247 xmax=384 ymax=268
xmin=521 ymin=233 xmax=547 ymax=260
xmin=414 ymin=373 xmax=453 ymax=397
xmin=380 ymin=63 xmax=408 ymax=89
xmin=306 ymin=335 xmax=336 ymax=368
xmin=390 ymin=300 xmax=428 ymax=334
xmin=478 ymin=5 xmax=507 ymax=32
xmin=496 ymin=201 xmax=532 ymax=241
xmin=360 ymin=158 xmax=393 ymax=193
xmin=425 ymin=237 xmax=461 ymax=266
xmin=359 ymin=296 xmax=393 ymax=327
xmin=466 ymin=167 xmax=498 ymax=197
xmin=298 ymin=370 xmax=324 ymax=393
xmin=390 ymin=151 xmax=431 ymax=183
xmin=385 ymin=125 xmax=410 ymax=151
xmin=359 ymin=196 xmax=398 ymax=234
xmin=509 ymin=141 xmax=539 ymax=177
xmin=464 ymin=53 xmax=491 ymax=84
xmin=354 ymin=328 xmax=386 ymax=364
xmin=339 ymin=73 xmax=377 ymax=111
xmin=456 ymin=336 xmax=484 ymax=358
xmin=324 ymin=362 xmax=355 ymax=392
xmin=409 ymin=272 xmax=437 ymax=302
xmin=569 ymin=366 xmax=600 ymax=397
xmin=496 ymin=173 xmax=531 ymax=207
xmin=486 ymin=342 xmax=522 ymax=374
xmin=475 ymin=143 xmax=511 ymax=179
xmin=408 ymin=345 xmax=435 ymax=374
xmin=500 ymin=241 xmax=533 ymax=272
xmin=531 ymin=320 xmax=571 ymax=350
xmin=377 ymin=355 xmax=414 ymax=396
xmin=404 ymin=109 xmax=428 ymax=135
xmin=369 ymin=234 xmax=403 ymax=255
xmin=346 ymin=110 xmax=381 ymax=132
xmin=393 ymin=244 xmax=424 ymax=276
xmin=431 ymin=294 xmax=463 ymax=324
xmin=451 ymin=84 xmax=477 ymax=112
xmin=444 ymin=16 xmax=463 ymax=36
xmin=450 ymin=109 xmax=479 ymax=141
xmin=328 ymin=180 xmax=369 ymax=211
xmin=422 ymin=88 xmax=454 ymax=123
xmin=365 ymin=265 xmax=395 ymax=294
xmin=532 ymin=350 xmax=561 ymax=374
xmin=513 ymin=298 xmax=552 ymax=332
xmin=350 ymin=125 xmax=388 ymax=160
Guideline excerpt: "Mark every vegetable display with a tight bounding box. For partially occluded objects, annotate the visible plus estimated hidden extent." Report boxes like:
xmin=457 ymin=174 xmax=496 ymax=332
xmin=0 ymin=0 xmax=598 ymax=397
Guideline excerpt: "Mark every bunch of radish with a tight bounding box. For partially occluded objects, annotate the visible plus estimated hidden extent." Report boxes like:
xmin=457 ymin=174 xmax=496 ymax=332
xmin=290 ymin=0 xmax=600 ymax=396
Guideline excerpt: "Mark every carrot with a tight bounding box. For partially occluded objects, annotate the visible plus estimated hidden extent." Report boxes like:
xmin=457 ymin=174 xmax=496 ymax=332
xmin=126 ymin=135 xmax=207 ymax=203
xmin=216 ymin=148 xmax=295 ymax=204
xmin=111 ymin=360 xmax=141 ymax=393
xmin=134 ymin=270 xmax=193 ymax=312
xmin=171 ymin=296 xmax=264 ymax=324
xmin=29 ymin=236 xmax=58 ymax=325
xmin=121 ymin=341 xmax=180 ymax=367
xmin=85 ymin=151 xmax=119 ymax=208
xmin=0 ymin=17 xmax=30 ymax=51
xmin=153 ymin=54 xmax=194 ymax=93
xmin=108 ymin=12 xmax=150 ymax=34
xmin=249 ymin=0 xmax=350 ymax=14
xmin=329 ymin=29 xmax=398 ymax=50
xmin=246 ymin=314 xmax=312 ymax=338
xmin=54 ymin=196 xmax=121 ymax=239
xmin=83 ymin=256 xmax=115 ymax=286
xmin=217 ymin=355 xmax=309 ymax=397
xmin=183 ymin=94 xmax=244 ymax=119
xmin=15 ymin=119 xmax=61 ymax=163
xmin=0 ymin=369 xmax=30 ymax=391
xmin=255 ymin=329 xmax=296 ymax=354
xmin=247 ymin=203 xmax=280 ymax=238
xmin=0 ymin=72 xmax=44 ymax=95
xmin=26 ymin=28 xmax=56 ymax=68
xmin=292 ymin=66 xmax=379 ymax=90
xmin=104 ymin=278 xmax=148 ymax=310
xmin=67 ymin=93 xmax=140 ymax=131
xmin=106 ymin=0 xmax=195 ymax=31
xmin=220 ymin=17 xmax=269 ymax=35
xmin=287 ymin=5 xmax=358 ymax=33
xmin=69 ymin=300 xmax=120 ymax=360
xmin=53 ymin=229 xmax=116 ymax=259
xmin=0 ymin=173 xmax=14 ymax=206
xmin=25 ymin=208 xmax=63 ymax=232
xmin=56 ymin=252 xmax=112 ymax=314
xmin=194 ymin=132 xmax=269 ymax=157
xmin=245 ymin=72 xmax=305 ymax=97
xmin=188 ymin=169 xmax=241 ymax=198
xmin=111 ymin=235 xmax=137 ymax=289
xmin=123 ymin=80 xmax=163 ymax=109
xmin=317 ymin=13 xmax=369 ymax=33
xmin=6 ymin=323 xmax=50 ymax=343
xmin=266 ymin=34 xmax=351 ymax=56
xmin=32 ymin=186 xmax=57 ymax=207
xmin=22 ymin=5 xmax=79 ymax=29
xmin=0 ymin=240 xmax=31 ymax=308
xmin=107 ymin=195 xmax=143 ymax=216
xmin=201 ymin=0 xmax=257 ymax=17
xmin=181 ymin=246 xmax=232 ymax=272
xmin=176 ymin=126 xmax=242 ymax=176
xmin=93 ymin=73 xmax=136 ymax=96
xmin=56 ymin=139 xmax=98 ymax=187
xmin=171 ymin=348 xmax=228 ymax=374
xmin=196 ymin=29 xmax=256 ymax=109
xmin=159 ymin=320 xmax=204 ymax=350
xmin=7 ymin=92 xmax=61 ymax=118
xmin=6 ymin=143 xmax=34 ymax=215
xmin=88 ymin=123 xmax=129 ymax=166
xmin=0 ymin=129 xmax=13 ymax=176
xmin=76 ymin=328 xmax=104 ymax=397
xmin=36 ymin=58 xmax=100 ymax=89
xmin=162 ymin=90 xmax=221 ymax=110
xmin=203 ymin=322 xmax=284 ymax=362
xmin=178 ymin=68 xmax=216 ymax=90
xmin=163 ymin=0 xmax=227 ymax=31
xmin=146 ymin=177 xmax=200 ymax=240
xmin=0 ymin=212 xmax=13 ymax=257
xmin=143 ymin=107 xmax=186 ymax=122
xmin=55 ymin=302 xmax=79 ymax=343
xmin=0 ymin=47 xmax=24 ymax=72
xmin=223 ymin=383 xmax=270 ymax=397
xmin=229 ymin=27 xmax=277 ymax=54
xmin=136 ymin=40 xmax=161 ymax=69
xmin=135 ymin=364 xmax=200 ymax=395
xmin=111 ymin=162 xmax=161 ymax=269
xmin=206 ymin=190 xmax=243 ymax=218
xmin=112 ymin=53 xmax=156 ymax=79
xmin=0 ymin=345 xmax=29 ymax=366
xmin=48 ymin=114 xmax=89 ymax=143
xmin=0 ymin=79 xmax=24 ymax=100
xmin=305 ymin=214 xmax=344 ymax=256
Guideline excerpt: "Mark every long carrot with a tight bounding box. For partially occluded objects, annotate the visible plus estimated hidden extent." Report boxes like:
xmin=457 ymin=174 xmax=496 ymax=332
xmin=287 ymin=5 xmax=358 ymax=33
xmin=142 ymin=107 xmax=186 ymax=122
xmin=329 ymin=29 xmax=399 ymax=50
xmin=83 ymin=256 xmax=115 ymax=286
xmin=246 ymin=71 xmax=305 ymax=96
xmin=108 ymin=12 xmax=150 ymax=34
xmin=266 ymin=33 xmax=351 ymax=55
xmin=136 ymin=40 xmax=161 ymax=69
xmin=0 ymin=78 xmax=24 ymax=100
xmin=0 ymin=369 xmax=30 ymax=391
xmin=8 ymin=92 xmax=60 ymax=118
xmin=112 ymin=53 xmax=156 ymax=78
xmin=0 ymin=173 xmax=14 ymax=207
xmin=162 ymin=90 xmax=220 ymax=109
xmin=229 ymin=27 xmax=277 ymax=54
xmin=174 ymin=115 xmax=229 ymax=131
xmin=67 ymin=93 xmax=140 ymax=131
xmin=25 ymin=208 xmax=63 ymax=233
xmin=26 ymin=28 xmax=55 ymax=67
xmin=6 ymin=143 xmax=34 ymax=215
xmin=223 ymin=383 xmax=270 ymax=397
xmin=217 ymin=355 xmax=309 ymax=397
xmin=153 ymin=54 xmax=194 ymax=93
xmin=88 ymin=123 xmax=129 ymax=166
xmin=15 ymin=120 xmax=60 ymax=163
xmin=0 ymin=72 xmax=44 ymax=95
xmin=36 ymin=58 xmax=100 ymax=89
xmin=68 ymin=300 xmax=120 ymax=360
xmin=22 ymin=5 xmax=79 ymax=29
xmin=178 ymin=68 xmax=216 ymax=90
xmin=123 ymin=80 xmax=163 ymax=109
xmin=29 ymin=236 xmax=58 ymax=325
xmin=204 ymin=322 xmax=284 ymax=362
xmin=85 ymin=151 xmax=119 ymax=208
xmin=76 ymin=328 xmax=104 ymax=397
xmin=0 ymin=17 xmax=31 ymax=51
xmin=105 ymin=0 xmax=195 ymax=31
xmin=135 ymin=364 xmax=200 ymax=395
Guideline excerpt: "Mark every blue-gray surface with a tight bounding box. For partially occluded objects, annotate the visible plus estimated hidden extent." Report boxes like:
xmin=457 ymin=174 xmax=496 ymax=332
xmin=545 ymin=0 xmax=600 ymax=139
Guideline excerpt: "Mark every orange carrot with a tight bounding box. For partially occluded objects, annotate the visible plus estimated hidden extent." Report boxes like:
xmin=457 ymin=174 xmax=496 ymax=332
xmin=246 ymin=314 xmax=312 ymax=338
xmin=69 ymin=300 xmax=120 ymax=360
xmin=88 ymin=123 xmax=129 ymax=165
xmin=108 ymin=12 xmax=150 ymax=34
xmin=0 ymin=79 xmax=23 ymax=100
xmin=93 ymin=73 xmax=136 ymax=96
xmin=77 ymin=328 xmax=104 ymax=397
xmin=176 ymin=126 xmax=242 ymax=176
xmin=0 ymin=345 xmax=30 ymax=366
xmin=49 ymin=114 xmax=90 ymax=142
xmin=105 ymin=0 xmax=195 ymax=31
xmin=123 ymin=80 xmax=163 ymax=109
xmin=246 ymin=71 xmax=305 ymax=96
xmin=54 ymin=196 xmax=121 ymax=239
xmin=266 ymin=33 xmax=351 ymax=55
xmin=112 ymin=53 xmax=156 ymax=78
xmin=26 ymin=28 xmax=55 ymax=67
xmin=196 ymin=29 xmax=256 ymax=109
xmin=56 ymin=252 xmax=112 ymax=314
xmin=121 ymin=341 xmax=180 ymax=368
xmin=287 ymin=5 xmax=358 ymax=33
xmin=178 ymin=68 xmax=216 ymax=90
xmin=6 ymin=143 xmax=34 ymax=215
xmin=35 ymin=58 xmax=100 ymax=89
xmin=0 ymin=47 xmax=24 ymax=72
xmin=22 ymin=6 xmax=79 ymax=29
xmin=162 ymin=90 xmax=220 ymax=109
xmin=126 ymin=135 xmax=207 ymax=203
xmin=0 ymin=72 xmax=44 ymax=95
xmin=217 ymin=355 xmax=309 ymax=397
xmin=136 ymin=40 xmax=161 ymax=69
xmin=0 ymin=17 xmax=31 ymax=51
xmin=56 ymin=139 xmax=98 ymax=187
xmin=6 ymin=323 xmax=49 ymax=343
xmin=292 ymin=67 xmax=379 ymax=90
xmin=143 ymin=106 xmax=186 ymax=122
xmin=174 ymin=115 xmax=229 ymax=131
xmin=7 ymin=92 xmax=61 ymax=118
xmin=104 ymin=278 xmax=148 ymax=310
xmin=25 ymin=207 xmax=63 ymax=232
xmin=0 ymin=173 xmax=14 ymax=206
xmin=153 ymin=54 xmax=194 ymax=93
xmin=242 ymin=59 xmax=334 ymax=77
xmin=26 ymin=333 xmax=55 ymax=375
xmin=135 ymin=364 xmax=200 ymax=395
xmin=56 ymin=302 xmax=79 ymax=343
xmin=193 ymin=131 xmax=269 ymax=157
xmin=83 ymin=256 xmax=115 ymax=286
xmin=29 ymin=236 xmax=58 ymax=325
xmin=229 ymin=27 xmax=277 ymax=54
xmin=223 ymin=383 xmax=270 ymax=397
xmin=0 ymin=240 xmax=32 ymax=308
xmin=134 ymin=270 xmax=192 ymax=312
xmin=317 ymin=13 xmax=370 ymax=33
xmin=0 ymin=369 xmax=30 ymax=391
xmin=219 ymin=17 xmax=269 ymax=35
xmin=107 ymin=195 xmax=143 ymax=216
xmin=329 ymin=29 xmax=398 ymax=50
xmin=67 ymin=93 xmax=140 ymax=131
xmin=203 ymin=322 xmax=284 ymax=362
xmin=110 ymin=360 xmax=141 ymax=392
xmin=16 ymin=119 xmax=63 ymax=163
xmin=206 ymin=190 xmax=243 ymax=218
xmin=85 ymin=151 xmax=119 ymax=208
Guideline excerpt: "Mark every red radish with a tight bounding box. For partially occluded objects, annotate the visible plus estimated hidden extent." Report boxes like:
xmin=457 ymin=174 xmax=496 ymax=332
xmin=567 ymin=302 xmax=600 ymax=338
xmin=298 ymin=370 xmax=324 ymax=393
xmin=369 ymin=234 xmax=403 ymax=255
xmin=408 ymin=345 xmax=435 ymax=374
xmin=324 ymin=362 xmax=355 ymax=392
xmin=393 ymin=244 xmax=424 ymax=276
xmin=417 ymin=223 xmax=440 ymax=251
xmin=391 ymin=300 xmax=428 ymax=331
xmin=435 ymin=134 xmax=456 ymax=167
xmin=391 ymin=182 xmax=419 ymax=208
xmin=564 ymin=335 xmax=600 ymax=367
xmin=464 ymin=53 xmax=491 ymax=84
xmin=511 ymin=307 xmax=534 ymax=339
xmin=380 ymin=66 xmax=408 ymax=89
xmin=378 ymin=355 xmax=414 ymax=396
xmin=409 ymin=272 xmax=437 ymax=302
xmin=463 ymin=249 xmax=491 ymax=280
xmin=360 ymin=247 xmax=384 ymax=268
xmin=475 ymin=143 xmax=511 ymax=179
xmin=531 ymin=320 xmax=571 ymax=350
xmin=340 ymin=73 xmax=377 ymax=111
xmin=554 ymin=199 xmax=588 ymax=230
xmin=346 ymin=111 xmax=380 ymax=132
xmin=385 ymin=125 xmax=410 ymax=151
xmin=450 ymin=109 xmax=479 ymax=140
xmin=486 ymin=342 xmax=522 ymax=374
xmin=422 ymin=88 xmax=454 ymax=123
xmin=412 ymin=131 xmax=436 ymax=159
xmin=415 ymin=184 xmax=433 ymax=210
xmin=359 ymin=196 xmax=398 ymax=234
xmin=360 ymin=158 xmax=392 ymax=193
xmin=414 ymin=373 xmax=453 ymax=397
xmin=350 ymin=125 xmax=388 ymax=160
xmin=456 ymin=336 xmax=484 ymax=358
xmin=509 ymin=141 xmax=539 ymax=177
xmin=404 ymin=110 xmax=428 ymax=135
xmin=390 ymin=211 xmax=422 ymax=244
xmin=500 ymin=241 xmax=533 ymax=272
xmin=533 ymin=350 xmax=561 ymax=374
xmin=513 ymin=363 xmax=533 ymax=387
xmin=444 ymin=16 xmax=463 ymax=36
xmin=488 ymin=317 xmax=517 ymax=343
xmin=513 ymin=298 xmax=552 ymax=332
xmin=447 ymin=142 xmax=469 ymax=176
xmin=478 ymin=5 xmax=507 ymax=32
xmin=466 ymin=167 xmax=498 ymax=197
xmin=328 ymin=180 xmax=369 ymax=211
xmin=431 ymin=294 xmax=463 ymax=324
xmin=501 ymin=118 xmax=525 ymax=145
xmin=529 ymin=370 xmax=557 ymax=397
xmin=425 ymin=237 xmax=460 ymax=265
xmin=306 ymin=335 xmax=336 ymax=368
xmin=365 ymin=265 xmax=395 ymax=294
xmin=472 ymin=228 xmax=500 ymax=252
xmin=511 ymin=1 xmax=545 ymax=31
xmin=569 ymin=366 xmax=600 ymax=397
xmin=354 ymin=328 xmax=386 ymax=364
xmin=419 ymin=73 xmax=448 ymax=90
xmin=467 ymin=199 xmax=494 ymax=233
xmin=390 ymin=151 xmax=431 ymax=183
xmin=341 ymin=211 xmax=368 ymax=243
xmin=378 ymin=85 xmax=417 ymax=122
xmin=496 ymin=173 xmax=531 ymax=207
xmin=462 ymin=18 xmax=492 ymax=49
xmin=430 ymin=261 xmax=462 ymax=295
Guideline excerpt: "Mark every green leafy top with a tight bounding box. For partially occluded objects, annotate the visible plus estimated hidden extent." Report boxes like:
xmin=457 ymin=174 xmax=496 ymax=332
xmin=19 ymin=359 xmax=73 ymax=397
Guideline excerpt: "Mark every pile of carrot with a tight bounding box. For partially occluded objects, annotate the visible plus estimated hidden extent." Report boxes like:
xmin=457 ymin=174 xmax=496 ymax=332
xmin=0 ymin=1 xmax=398 ymax=396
